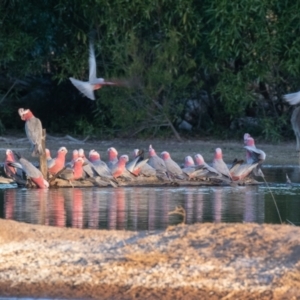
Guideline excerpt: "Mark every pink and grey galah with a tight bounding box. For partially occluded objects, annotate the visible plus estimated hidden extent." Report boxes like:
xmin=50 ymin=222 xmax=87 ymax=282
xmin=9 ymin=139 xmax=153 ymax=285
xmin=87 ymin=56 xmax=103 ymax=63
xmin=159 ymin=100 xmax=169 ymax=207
xmin=229 ymin=159 xmax=259 ymax=181
xmin=4 ymin=149 xmax=23 ymax=180
xmin=88 ymin=149 xmax=114 ymax=179
xmin=18 ymin=108 xmax=44 ymax=156
xmin=126 ymin=149 xmax=149 ymax=176
xmin=129 ymin=149 xmax=156 ymax=177
xmin=161 ymin=151 xmax=186 ymax=180
xmin=212 ymin=148 xmax=232 ymax=180
xmin=47 ymin=147 xmax=68 ymax=175
xmin=184 ymin=156 xmax=195 ymax=168
xmin=110 ymin=155 xmax=129 ymax=178
xmin=182 ymin=153 xmax=220 ymax=179
xmin=244 ymin=137 xmax=266 ymax=177
xmin=107 ymin=147 xmax=119 ymax=169
xmin=9 ymin=152 xmax=49 ymax=188
xmin=59 ymin=157 xmax=84 ymax=182
xmin=148 ymin=145 xmax=169 ymax=180
xmin=69 ymin=42 xmax=121 ymax=100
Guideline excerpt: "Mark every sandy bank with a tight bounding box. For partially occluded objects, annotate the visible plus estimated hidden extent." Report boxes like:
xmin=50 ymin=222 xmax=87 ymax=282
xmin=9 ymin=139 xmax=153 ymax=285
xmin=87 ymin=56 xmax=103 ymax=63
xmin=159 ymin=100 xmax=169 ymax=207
xmin=0 ymin=219 xmax=300 ymax=299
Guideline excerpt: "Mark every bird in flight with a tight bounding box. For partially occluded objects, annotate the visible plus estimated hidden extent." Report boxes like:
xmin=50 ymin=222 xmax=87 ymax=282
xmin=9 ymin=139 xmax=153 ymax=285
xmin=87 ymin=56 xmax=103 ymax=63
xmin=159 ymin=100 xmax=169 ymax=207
xmin=69 ymin=42 xmax=122 ymax=100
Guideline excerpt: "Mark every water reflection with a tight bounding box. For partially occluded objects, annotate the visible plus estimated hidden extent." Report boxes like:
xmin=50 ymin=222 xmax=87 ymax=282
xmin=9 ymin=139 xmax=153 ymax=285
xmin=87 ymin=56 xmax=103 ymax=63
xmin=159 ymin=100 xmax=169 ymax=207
xmin=1 ymin=166 xmax=300 ymax=230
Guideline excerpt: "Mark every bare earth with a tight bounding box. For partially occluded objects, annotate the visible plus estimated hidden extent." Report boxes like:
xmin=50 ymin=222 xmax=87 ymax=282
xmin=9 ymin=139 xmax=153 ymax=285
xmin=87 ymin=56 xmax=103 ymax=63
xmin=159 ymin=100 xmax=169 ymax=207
xmin=0 ymin=135 xmax=300 ymax=299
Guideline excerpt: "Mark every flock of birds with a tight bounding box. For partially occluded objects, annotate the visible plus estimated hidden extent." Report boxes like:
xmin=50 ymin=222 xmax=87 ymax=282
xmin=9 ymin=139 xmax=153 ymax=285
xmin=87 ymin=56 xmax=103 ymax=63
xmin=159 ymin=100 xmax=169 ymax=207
xmin=4 ymin=41 xmax=300 ymax=189
xmin=3 ymin=107 xmax=267 ymax=189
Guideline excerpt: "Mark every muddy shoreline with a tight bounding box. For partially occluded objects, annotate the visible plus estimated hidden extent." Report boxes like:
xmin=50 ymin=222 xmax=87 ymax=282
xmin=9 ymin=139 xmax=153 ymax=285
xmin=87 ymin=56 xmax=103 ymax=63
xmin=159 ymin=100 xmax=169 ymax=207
xmin=1 ymin=220 xmax=300 ymax=299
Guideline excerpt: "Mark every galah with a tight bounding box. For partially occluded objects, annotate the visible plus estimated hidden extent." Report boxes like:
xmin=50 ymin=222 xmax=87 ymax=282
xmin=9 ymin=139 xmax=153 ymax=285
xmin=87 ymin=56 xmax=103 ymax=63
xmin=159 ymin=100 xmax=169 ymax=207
xmin=130 ymin=149 xmax=156 ymax=177
xmin=182 ymin=154 xmax=221 ymax=179
xmin=88 ymin=150 xmax=118 ymax=187
xmin=212 ymin=148 xmax=232 ymax=180
xmin=89 ymin=150 xmax=115 ymax=179
xmin=59 ymin=157 xmax=84 ymax=182
xmin=244 ymin=137 xmax=266 ymax=164
xmin=194 ymin=154 xmax=220 ymax=175
xmin=183 ymin=156 xmax=195 ymax=168
xmin=69 ymin=42 xmax=120 ymax=100
xmin=107 ymin=147 xmax=119 ymax=169
xmin=126 ymin=149 xmax=149 ymax=176
xmin=4 ymin=149 xmax=23 ymax=180
xmin=110 ymin=155 xmax=129 ymax=178
xmin=18 ymin=108 xmax=43 ymax=156
xmin=78 ymin=148 xmax=94 ymax=178
xmin=9 ymin=152 xmax=49 ymax=188
xmin=148 ymin=145 xmax=167 ymax=172
xmin=229 ymin=159 xmax=259 ymax=181
xmin=244 ymin=137 xmax=266 ymax=177
xmin=47 ymin=147 xmax=68 ymax=175
xmin=161 ymin=151 xmax=186 ymax=180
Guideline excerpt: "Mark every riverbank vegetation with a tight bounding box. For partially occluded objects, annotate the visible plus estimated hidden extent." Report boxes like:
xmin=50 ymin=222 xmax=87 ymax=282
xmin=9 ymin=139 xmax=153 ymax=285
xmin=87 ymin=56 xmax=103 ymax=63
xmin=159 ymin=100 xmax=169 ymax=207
xmin=1 ymin=0 xmax=299 ymax=141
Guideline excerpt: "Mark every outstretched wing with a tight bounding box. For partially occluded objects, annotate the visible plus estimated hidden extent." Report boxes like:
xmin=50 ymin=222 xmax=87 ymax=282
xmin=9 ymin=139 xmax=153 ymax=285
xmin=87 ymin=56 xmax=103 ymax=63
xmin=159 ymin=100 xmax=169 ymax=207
xmin=89 ymin=42 xmax=97 ymax=82
xmin=284 ymin=91 xmax=300 ymax=106
xmin=69 ymin=77 xmax=95 ymax=100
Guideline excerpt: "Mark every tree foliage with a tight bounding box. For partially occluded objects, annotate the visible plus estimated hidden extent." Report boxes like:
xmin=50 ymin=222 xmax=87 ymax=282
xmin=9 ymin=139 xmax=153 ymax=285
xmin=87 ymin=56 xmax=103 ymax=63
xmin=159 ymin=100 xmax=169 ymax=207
xmin=1 ymin=0 xmax=300 ymax=140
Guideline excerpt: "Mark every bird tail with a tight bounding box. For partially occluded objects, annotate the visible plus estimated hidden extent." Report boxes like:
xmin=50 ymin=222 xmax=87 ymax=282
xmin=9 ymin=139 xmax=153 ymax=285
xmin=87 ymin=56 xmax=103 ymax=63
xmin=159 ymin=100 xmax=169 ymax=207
xmin=32 ymin=144 xmax=44 ymax=157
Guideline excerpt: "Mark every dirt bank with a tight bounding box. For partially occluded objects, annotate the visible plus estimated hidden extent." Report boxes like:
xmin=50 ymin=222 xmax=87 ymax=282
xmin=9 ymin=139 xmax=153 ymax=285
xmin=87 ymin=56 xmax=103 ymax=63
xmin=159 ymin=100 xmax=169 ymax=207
xmin=0 ymin=219 xmax=300 ymax=299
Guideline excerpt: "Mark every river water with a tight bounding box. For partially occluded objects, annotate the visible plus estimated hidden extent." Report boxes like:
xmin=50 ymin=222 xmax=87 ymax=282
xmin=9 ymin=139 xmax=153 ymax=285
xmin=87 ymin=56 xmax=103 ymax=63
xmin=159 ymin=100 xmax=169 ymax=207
xmin=0 ymin=166 xmax=299 ymax=230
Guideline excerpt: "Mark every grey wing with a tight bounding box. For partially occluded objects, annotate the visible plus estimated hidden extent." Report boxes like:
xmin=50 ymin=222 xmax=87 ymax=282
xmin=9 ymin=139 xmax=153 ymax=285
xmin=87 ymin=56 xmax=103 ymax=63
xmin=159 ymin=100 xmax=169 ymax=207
xmin=93 ymin=161 xmax=113 ymax=177
xmin=19 ymin=158 xmax=42 ymax=178
xmin=140 ymin=163 xmax=156 ymax=176
xmin=148 ymin=156 xmax=167 ymax=172
xmin=25 ymin=117 xmax=42 ymax=145
xmin=284 ymin=91 xmax=300 ymax=106
xmin=69 ymin=77 xmax=95 ymax=100
xmin=212 ymin=160 xmax=232 ymax=179
xmin=165 ymin=159 xmax=183 ymax=176
xmin=244 ymin=146 xmax=266 ymax=162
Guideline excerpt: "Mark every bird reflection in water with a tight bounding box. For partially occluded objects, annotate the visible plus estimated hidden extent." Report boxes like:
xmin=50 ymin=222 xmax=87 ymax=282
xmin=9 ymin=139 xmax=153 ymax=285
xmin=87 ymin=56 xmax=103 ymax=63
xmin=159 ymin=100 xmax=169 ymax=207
xmin=184 ymin=191 xmax=194 ymax=224
xmin=47 ymin=190 xmax=65 ymax=227
xmin=195 ymin=192 xmax=204 ymax=223
xmin=213 ymin=188 xmax=223 ymax=223
xmin=88 ymin=189 xmax=100 ymax=229
xmin=4 ymin=189 xmax=16 ymax=220
xmin=116 ymin=188 xmax=126 ymax=230
xmin=72 ymin=188 xmax=83 ymax=228
xmin=148 ymin=188 xmax=156 ymax=232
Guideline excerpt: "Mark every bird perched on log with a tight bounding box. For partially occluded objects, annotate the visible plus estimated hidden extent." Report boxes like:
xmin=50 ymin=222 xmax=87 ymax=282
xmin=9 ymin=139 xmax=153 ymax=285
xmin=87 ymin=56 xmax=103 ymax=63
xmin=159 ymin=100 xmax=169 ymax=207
xmin=8 ymin=152 xmax=49 ymax=188
xmin=212 ymin=148 xmax=232 ymax=180
xmin=161 ymin=151 xmax=187 ymax=180
xmin=18 ymin=108 xmax=44 ymax=156
xmin=244 ymin=137 xmax=266 ymax=177
xmin=47 ymin=147 xmax=68 ymax=176
xmin=110 ymin=155 xmax=129 ymax=178
xmin=58 ymin=157 xmax=84 ymax=183
xmin=4 ymin=149 xmax=23 ymax=180
xmin=69 ymin=42 xmax=125 ymax=100
xmin=148 ymin=145 xmax=169 ymax=180
xmin=126 ymin=149 xmax=149 ymax=176
xmin=107 ymin=147 xmax=119 ymax=168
